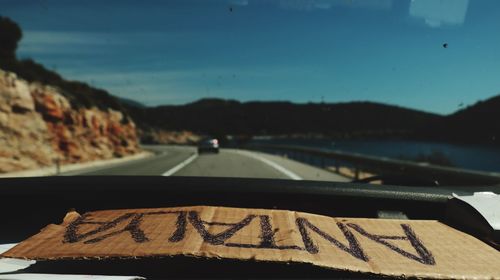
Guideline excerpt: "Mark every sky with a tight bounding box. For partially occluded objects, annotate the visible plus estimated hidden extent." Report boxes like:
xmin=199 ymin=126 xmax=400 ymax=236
xmin=2 ymin=0 xmax=500 ymax=114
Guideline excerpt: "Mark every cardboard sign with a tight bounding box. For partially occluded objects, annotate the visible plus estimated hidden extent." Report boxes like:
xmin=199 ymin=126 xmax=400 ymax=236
xmin=2 ymin=206 xmax=500 ymax=279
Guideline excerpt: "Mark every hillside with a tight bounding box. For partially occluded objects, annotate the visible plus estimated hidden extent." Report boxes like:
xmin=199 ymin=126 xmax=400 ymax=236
xmin=129 ymin=98 xmax=442 ymax=139
xmin=0 ymin=68 xmax=140 ymax=173
xmin=130 ymin=95 xmax=500 ymax=145
xmin=423 ymin=94 xmax=500 ymax=144
xmin=0 ymin=17 xmax=140 ymax=173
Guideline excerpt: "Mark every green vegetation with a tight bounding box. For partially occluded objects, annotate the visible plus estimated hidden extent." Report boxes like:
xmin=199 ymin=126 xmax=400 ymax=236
xmin=0 ymin=16 xmax=21 ymax=61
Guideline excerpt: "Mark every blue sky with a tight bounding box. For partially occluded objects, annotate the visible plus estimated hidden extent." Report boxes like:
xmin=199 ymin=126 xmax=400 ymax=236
xmin=2 ymin=0 xmax=500 ymax=114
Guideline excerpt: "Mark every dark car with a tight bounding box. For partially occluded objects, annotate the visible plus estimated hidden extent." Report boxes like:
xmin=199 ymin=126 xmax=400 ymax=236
xmin=197 ymin=138 xmax=219 ymax=154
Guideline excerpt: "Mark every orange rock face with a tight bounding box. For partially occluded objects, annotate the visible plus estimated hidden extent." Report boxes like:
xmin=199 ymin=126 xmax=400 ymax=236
xmin=0 ymin=69 xmax=140 ymax=173
xmin=32 ymin=89 xmax=66 ymax=121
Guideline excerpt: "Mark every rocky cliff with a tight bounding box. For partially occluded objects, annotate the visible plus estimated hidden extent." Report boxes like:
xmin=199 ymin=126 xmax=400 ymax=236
xmin=0 ymin=69 xmax=140 ymax=173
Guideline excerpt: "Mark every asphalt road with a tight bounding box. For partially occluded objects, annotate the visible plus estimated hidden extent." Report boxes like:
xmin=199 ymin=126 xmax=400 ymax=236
xmin=65 ymin=145 xmax=349 ymax=182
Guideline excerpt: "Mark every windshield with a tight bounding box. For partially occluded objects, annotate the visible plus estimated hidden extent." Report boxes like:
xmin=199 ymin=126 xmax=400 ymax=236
xmin=1 ymin=0 xmax=500 ymax=185
xmin=3 ymin=2 xmax=500 ymax=279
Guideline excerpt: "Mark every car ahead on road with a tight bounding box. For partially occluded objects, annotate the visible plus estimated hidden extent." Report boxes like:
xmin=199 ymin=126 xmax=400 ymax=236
xmin=197 ymin=138 xmax=219 ymax=154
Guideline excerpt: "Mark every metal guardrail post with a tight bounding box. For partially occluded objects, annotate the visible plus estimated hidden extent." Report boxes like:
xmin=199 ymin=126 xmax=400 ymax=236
xmin=55 ymin=158 xmax=60 ymax=175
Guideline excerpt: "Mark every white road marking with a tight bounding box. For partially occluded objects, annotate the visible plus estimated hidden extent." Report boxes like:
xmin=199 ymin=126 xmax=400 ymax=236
xmin=233 ymin=150 xmax=303 ymax=180
xmin=162 ymin=153 xmax=198 ymax=176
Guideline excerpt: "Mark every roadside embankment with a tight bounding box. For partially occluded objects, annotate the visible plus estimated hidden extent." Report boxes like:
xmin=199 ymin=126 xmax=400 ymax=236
xmin=0 ymin=69 xmax=141 ymax=174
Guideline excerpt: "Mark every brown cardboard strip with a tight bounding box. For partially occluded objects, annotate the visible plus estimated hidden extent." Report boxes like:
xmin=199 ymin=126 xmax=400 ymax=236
xmin=2 ymin=206 xmax=500 ymax=279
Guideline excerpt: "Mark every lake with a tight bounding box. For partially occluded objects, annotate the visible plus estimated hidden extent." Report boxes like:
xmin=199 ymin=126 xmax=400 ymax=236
xmin=250 ymin=138 xmax=500 ymax=173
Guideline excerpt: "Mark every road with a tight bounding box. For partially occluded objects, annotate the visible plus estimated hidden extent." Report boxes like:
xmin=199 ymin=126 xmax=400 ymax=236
xmin=64 ymin=145 xmax=349 ymax=182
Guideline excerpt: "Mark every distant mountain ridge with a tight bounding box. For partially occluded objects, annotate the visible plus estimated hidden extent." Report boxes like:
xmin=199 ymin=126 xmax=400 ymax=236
xmin=128 ymin=98 xmax=442 ymax=138
xmin=129 ymin=94 xmax=500 ymax=145
xmin=424 ymin=94 xmax=500 ymax=144
xmin=118 ymin=97 xmax=146 ymax=108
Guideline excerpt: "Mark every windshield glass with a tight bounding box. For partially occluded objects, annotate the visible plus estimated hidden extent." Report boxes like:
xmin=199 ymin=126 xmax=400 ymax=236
xmin=1 ymin=0 xmax=500 ymax=186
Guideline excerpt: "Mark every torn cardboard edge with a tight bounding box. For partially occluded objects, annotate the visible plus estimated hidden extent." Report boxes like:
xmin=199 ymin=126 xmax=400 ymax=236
xmin=2 ymin=205 xmax=500 ymax=279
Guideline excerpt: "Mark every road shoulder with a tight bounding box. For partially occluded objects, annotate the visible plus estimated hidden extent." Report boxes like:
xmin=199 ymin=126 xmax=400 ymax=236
xmin=228 ymin=149 xmax=349 ymax=182
xmin=0 ymin=152 xmax=152 ymax=178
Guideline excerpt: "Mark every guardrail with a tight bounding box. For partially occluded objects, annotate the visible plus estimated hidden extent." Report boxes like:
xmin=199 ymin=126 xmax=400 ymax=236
xmin=246 ymin=144 xmax=500 ymax=186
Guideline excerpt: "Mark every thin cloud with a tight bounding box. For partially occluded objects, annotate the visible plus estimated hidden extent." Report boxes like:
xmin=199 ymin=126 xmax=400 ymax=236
xmin=18 ymin=31 xmax=123 ymax=55
xmin=17 ymin=30 xmax=190 ymax=55
xmin=20 ymin=31 xmax=119 ymax=46
xmin=230 ymin=0 xmax=249 ymax=6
